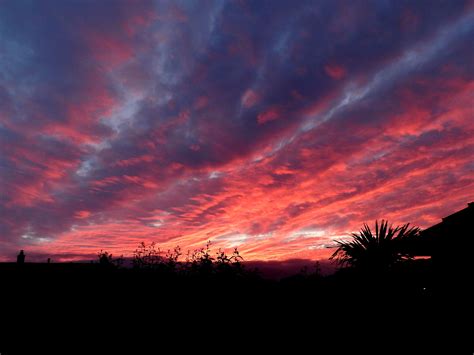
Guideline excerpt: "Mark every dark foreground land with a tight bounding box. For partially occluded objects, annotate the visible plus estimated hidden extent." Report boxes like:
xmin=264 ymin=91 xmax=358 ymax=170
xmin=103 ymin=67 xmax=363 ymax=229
xmin=0 ymin=260 xmax=472 ymax=354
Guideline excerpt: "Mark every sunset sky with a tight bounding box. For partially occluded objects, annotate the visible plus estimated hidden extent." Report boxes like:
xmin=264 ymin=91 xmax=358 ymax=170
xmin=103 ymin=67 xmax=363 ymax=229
xmin=0 ymin=0 xmax=473 ymax=262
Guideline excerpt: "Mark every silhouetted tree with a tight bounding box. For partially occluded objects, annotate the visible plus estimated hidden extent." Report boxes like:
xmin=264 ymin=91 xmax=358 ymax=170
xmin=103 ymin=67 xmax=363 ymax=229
xmin=330 ymin=220 xmax=420 ymax=272
xmin=97 ymin=251 xmax=124 ymax=268
xmin=98 ymin=250 xmax=114 ymax=267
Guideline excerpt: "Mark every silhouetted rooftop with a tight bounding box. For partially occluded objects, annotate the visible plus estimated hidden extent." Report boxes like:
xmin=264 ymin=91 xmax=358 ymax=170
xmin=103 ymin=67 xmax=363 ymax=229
xmin=416 ymin=202 xmax=474 ymax=260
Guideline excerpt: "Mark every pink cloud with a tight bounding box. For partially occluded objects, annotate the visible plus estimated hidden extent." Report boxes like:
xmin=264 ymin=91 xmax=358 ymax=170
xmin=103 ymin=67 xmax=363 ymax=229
xmin=2 ymin=0 xmax=473 ymax=264
xmin=324 ymin=64 xmax=346 ymax=80
xmin=241 ymin=89 xmax=260 ymax=108
xmin=75 ymin=211 xmax=91 ymax=219
xmin=257 ymin=107 xmax=281 ymax=124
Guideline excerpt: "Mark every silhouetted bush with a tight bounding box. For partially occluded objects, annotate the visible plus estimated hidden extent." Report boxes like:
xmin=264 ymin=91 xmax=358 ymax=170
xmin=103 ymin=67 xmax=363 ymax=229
xmin=108 ymin=240 xmax=256 ymax=282
xmin=98 ymin=250 xmax=123 ymax=268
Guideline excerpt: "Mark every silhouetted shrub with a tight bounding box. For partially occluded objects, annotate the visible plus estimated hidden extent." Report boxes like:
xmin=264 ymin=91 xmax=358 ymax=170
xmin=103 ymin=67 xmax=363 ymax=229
xmin=125 ymin=240 xmax=254 ymax=281
xmin=330 ymin=220 xmax=420 ymax=272
xmin=132 ymin=242 xmax=164 ymax=270
xmin=98 ymin=250 xmax=114 ymax=266
xmin=98 ymin=250 xmax=123 ymax=268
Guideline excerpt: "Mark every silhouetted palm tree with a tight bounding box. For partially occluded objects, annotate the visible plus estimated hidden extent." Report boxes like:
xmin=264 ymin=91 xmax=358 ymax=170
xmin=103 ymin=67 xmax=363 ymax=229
xmin=330 ymin=220 xmax=420 ymax=271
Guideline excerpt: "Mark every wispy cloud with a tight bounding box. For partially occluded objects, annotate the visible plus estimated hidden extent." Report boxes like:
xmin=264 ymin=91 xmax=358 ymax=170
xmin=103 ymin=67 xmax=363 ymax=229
xmin=0 ymin=0 xmax=473 ymax=261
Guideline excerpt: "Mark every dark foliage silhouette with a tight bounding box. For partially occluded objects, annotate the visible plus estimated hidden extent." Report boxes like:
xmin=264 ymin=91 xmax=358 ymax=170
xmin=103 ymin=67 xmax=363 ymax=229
xmin=98 ymin=250 xmax=124 ymax=268
xmin=1 ymin=205 xmax=473 ymax=353
xmin=330 ymin=220 xmax=420 ymax=271
xmin=128 ymin=241 xmax=249 ymax=280
xmin=132 ymin=241 xmax=165 ymax=269
xmin=98 ymin=250 xmax=114 ymax=265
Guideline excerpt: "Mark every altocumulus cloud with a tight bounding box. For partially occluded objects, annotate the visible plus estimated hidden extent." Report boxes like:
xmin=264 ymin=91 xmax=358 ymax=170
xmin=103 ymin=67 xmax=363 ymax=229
xmin=0 ymin=0 xmax=473 ymax=261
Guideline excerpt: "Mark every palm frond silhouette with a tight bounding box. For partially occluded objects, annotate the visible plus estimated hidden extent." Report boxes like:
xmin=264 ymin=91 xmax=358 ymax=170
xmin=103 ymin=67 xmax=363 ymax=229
xmin=330 ymin=220 xmax=420 ymax=270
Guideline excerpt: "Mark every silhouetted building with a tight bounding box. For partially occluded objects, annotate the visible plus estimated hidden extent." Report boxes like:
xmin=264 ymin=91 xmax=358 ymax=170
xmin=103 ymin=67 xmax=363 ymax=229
xmin=417 ymin=202 xmax=474 ymax=273
xmin=17 ymin=250 xmax=25 ymax=264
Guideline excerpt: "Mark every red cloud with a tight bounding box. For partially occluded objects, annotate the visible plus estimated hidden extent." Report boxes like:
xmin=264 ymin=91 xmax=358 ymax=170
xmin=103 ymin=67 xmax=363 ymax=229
xmin=115 ymin=155 xmax=154 ymax=167
xmin=324 ymin=64 xmax=346 ymax=80
xmin=257 ymin=107 xmax=281 ymax=124
xmin=75 ymin=211 xmax=91 ymax=219
xmin=2 ymin=0 xmax=473 ymax=264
